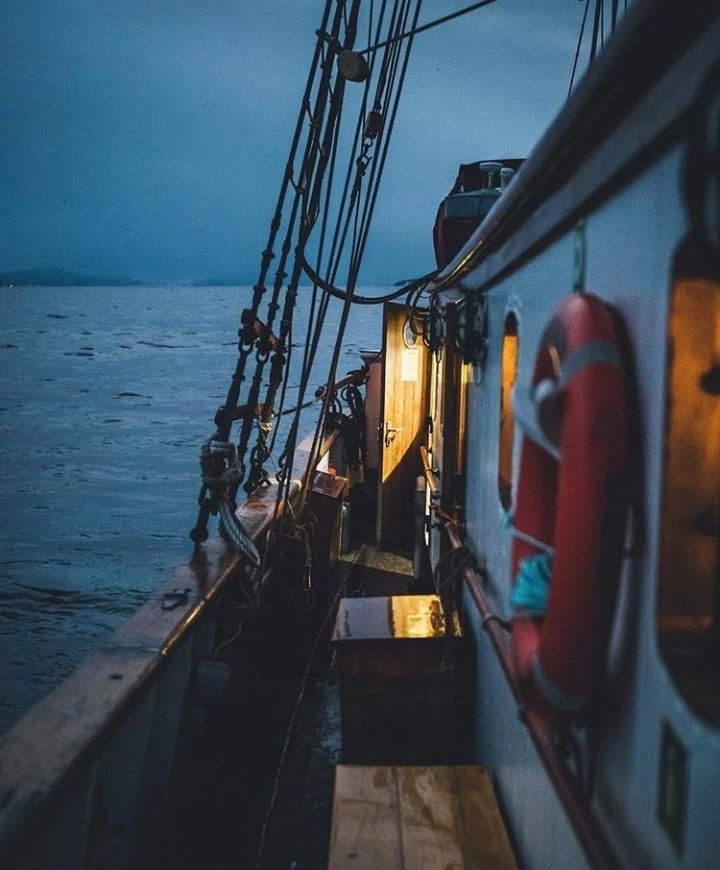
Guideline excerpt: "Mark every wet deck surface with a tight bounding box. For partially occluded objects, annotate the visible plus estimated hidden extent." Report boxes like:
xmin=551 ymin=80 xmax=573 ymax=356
xmin=254 ymin=546 xmax=416 ymax=869
xmin=151 ymin=545 xmax=417 ymax=869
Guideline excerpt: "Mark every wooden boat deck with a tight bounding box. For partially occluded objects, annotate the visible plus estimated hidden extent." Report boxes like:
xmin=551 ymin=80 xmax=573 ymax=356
xmin=251 ymin=546 xmax=417 ymax=868
xmin=328 ymin=765 xmax=516 ymax=869
xmin=141 ymin=545 xmax=417 ymax=869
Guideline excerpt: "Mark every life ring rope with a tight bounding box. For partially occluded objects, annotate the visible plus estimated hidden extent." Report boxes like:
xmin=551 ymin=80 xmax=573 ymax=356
xmin=556 ymin=339 xmax=622 ymax=387
xmin=513 ymin=339 xmax=623 ymax=462
xmin=509 ymin=524 xmax=555 ymax=556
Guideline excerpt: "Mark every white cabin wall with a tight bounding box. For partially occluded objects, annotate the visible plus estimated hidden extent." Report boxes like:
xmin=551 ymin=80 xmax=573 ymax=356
xmin=464 ymin=237 xmax=575 ymax=615
xmin=464 ymin=590 xmax=590 ymax=870
xmin=464 ymin=237 xmax=584 ymax=869
xmin=582 ymin=146 xmax=720 ymax=869
xmin=461 ymin=143 xmax=720 ymax=869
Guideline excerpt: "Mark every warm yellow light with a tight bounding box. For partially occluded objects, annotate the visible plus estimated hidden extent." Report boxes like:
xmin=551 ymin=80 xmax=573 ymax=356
xmin=659 ymin=277 xmax=720 ymax=632
xmin=499 ymin=322 xmax=518 ymax=509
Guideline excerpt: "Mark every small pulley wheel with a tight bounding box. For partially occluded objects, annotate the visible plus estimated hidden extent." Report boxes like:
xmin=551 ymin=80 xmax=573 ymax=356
xmin=337 ymin=50 xmax=369 ymax=83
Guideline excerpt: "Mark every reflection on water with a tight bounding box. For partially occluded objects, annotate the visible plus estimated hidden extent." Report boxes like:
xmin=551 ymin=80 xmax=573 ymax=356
xmin=0 ymin=285 xmax=380 ymax=733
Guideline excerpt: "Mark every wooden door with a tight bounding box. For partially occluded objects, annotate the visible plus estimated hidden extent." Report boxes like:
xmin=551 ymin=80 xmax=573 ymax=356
xmin=377 ymin=302 xmax=429 ymax=551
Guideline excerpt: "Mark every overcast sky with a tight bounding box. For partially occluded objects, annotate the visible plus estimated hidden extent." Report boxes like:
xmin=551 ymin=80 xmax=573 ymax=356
xmin=2 ymin=1 xmax=590 ymax=285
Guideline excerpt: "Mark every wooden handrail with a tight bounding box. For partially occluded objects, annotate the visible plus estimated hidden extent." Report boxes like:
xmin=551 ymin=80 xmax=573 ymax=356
xmin=442 ymin=520 xmax=619 ymax=870
xmin=0 ymin=428 xmax=339 ymax=861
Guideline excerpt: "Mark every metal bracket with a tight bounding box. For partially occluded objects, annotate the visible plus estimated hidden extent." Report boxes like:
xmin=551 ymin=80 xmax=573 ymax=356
xmin=463 ymin=291 xmax=489 ymax=368
xmin=572 ymin=219 xmax=587 ymax=291
xmin=443 ymin=291 xmax=488 ymax=367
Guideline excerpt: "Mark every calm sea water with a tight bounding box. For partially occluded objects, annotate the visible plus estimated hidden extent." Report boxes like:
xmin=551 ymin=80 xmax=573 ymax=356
xmin=0 ymin=285 xmax=381 ymax=734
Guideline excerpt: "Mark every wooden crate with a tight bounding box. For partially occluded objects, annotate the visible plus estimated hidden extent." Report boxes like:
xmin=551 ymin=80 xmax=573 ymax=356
xmin=332 ymin=595 xmax=471 ymax=764
xmin=328 ymin=765 xmax=517 ymax=869
xmin=310 ymin=471 xmax=347 ymax=583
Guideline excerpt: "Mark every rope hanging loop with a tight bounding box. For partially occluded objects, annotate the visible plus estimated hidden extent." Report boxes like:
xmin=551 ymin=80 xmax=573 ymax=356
xmin=195 ymin=436 xmax=261 ymax=565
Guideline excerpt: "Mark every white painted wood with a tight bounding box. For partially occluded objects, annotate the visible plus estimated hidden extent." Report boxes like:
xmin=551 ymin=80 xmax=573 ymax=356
xmin=458 ymin=144 xmax=720 ymax=870
xmin=86 ymin=688 xmax=156 ymax=869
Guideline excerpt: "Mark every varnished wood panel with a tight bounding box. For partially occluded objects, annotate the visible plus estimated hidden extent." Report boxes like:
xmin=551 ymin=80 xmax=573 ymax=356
xmin=332 ymin=595 xmax=456 ymax=642
xmin=378 ymin=302 xmax=429 ymax=550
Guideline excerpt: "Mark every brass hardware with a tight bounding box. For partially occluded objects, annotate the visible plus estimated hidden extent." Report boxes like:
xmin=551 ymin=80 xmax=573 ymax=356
xmin=384 ymin=421 xmax=403 ymax=447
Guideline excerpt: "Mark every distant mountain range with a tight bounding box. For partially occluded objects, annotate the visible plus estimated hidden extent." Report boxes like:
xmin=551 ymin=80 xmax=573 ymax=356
xmin=191 ymin=277 xmax=249 ymax=286
xmin=0 ymin=268 xmax=401 ymax=288
xmin=0 ymin=267 xmax=145 ymax=287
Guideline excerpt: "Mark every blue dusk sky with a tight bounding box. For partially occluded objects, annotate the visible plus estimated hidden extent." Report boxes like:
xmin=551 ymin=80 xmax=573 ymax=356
xmin=2 ymin=1 xmax=594 ymax=285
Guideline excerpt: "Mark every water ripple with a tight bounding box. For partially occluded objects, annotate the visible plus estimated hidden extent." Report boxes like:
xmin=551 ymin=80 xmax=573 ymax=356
xmin=137 ymin=340 xmax=181 ymax=349
xmin=0 ymin=581 xmax=150 ymax=616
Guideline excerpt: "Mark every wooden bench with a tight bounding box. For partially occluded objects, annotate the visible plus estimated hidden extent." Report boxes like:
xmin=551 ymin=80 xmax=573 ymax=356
xmin=328 ymin=765 xmax=517 ymax=869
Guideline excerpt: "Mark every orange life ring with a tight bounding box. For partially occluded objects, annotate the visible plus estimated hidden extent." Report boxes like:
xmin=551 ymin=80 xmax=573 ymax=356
xmin=510 ymin=293 xmax=629 ymax=716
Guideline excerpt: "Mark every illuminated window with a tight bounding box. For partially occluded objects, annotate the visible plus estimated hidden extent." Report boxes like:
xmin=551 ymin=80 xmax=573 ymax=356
xmin=498 ymin=313 xmax=518 ymax=510
xmin=659 ymin=264 xmax=720 ymax=724
xmin=455 ymin=359 xmax=471 ymax=481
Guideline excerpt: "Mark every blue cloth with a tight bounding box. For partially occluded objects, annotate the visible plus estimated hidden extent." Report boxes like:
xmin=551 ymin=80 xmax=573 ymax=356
xmin=511 ymin=553 xmax=553 ymax=616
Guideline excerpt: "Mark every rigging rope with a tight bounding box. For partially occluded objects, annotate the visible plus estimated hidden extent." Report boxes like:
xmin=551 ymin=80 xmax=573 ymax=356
xmin=326 ymin=382 xmax=368 ymax=469
xmin=273 ymin=0 xmax=403 ymax=509
xmin=357 ymin=0 xmax=499 ymax=53
xmin=246 ymin=3 xmax=364 ymax=494
xmin=569 ymin=1 xmax=622 ymax=100
xmin=192 ymin=0 xmax=499 ymax=562
xmin=190 ymin=0 xmax=346 ymax=544
xmin=295 ymin=0 xmax=425 ymax=523
xmin=216 ymin=0 xmax=335 ymax=445
xmin=299 ymin=256 xmax=437 ymax=304
xmin=243 ymin=0 xmax=351 ymax=495
xmin=254 ymin=0 xmax=384 ymax=536
xmin=568 ymin=0 xmax=591 ymax=99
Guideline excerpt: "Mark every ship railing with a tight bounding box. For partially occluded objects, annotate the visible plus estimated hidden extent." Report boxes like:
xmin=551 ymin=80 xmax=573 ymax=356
xmin=419 ymin=445 xmax=440 ymax=498
xmin=0 ymin=427 xmax=342 ymax=869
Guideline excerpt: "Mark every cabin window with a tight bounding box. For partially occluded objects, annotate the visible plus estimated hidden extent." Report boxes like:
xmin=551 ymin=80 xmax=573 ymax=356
xmin=659 ymin=272 xmax=720 ymax=725
xmin=456 ymin=359 xmax=471 ymax=481
xmin=498 ymin=313 xmax=518 ymax=510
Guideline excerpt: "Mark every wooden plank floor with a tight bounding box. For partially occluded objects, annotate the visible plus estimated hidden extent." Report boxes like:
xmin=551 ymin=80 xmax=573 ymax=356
xmin=329 ymin=765 xmax=517 ymax=869
xmin=248 ymin=548 xmax=418 ymax=868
